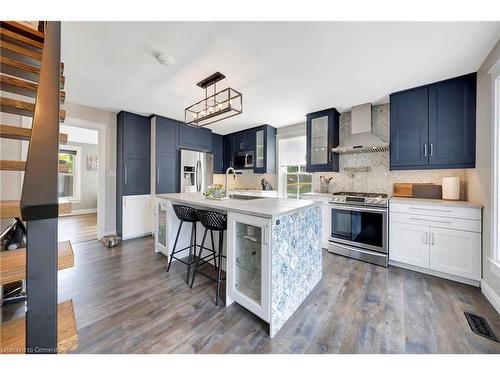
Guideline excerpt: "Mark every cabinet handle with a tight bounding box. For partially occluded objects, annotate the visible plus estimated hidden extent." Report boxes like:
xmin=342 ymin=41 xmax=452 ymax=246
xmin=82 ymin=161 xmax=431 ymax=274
xmin=423 ymin=232 xmax=428 ymax=244
xmin=125 ymin=165 xmax=128 ymax=185
xmin=410 ymin=217 xmax=451 ymax=224
xmin=409 ymin=207 xmax=451 ymax=213
xmin=430 ymin=143 xmax=434 ymax=156
xmin=431 ymin=232 xmax=435 ymax=246
xmin=263 ymin=226 xmax=268 ymax=246
xmin=157 ymin=166 xmax=160 ymax=183
xmin=423 ymin=144 xmax=428 ymax=157
xmin=329 ymin=152 xmax=332 ymax=162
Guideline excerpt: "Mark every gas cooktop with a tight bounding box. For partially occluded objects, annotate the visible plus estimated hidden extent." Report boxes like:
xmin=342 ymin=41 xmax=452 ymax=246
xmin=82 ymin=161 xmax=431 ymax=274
xmin=329 ymin=191 xmax=388 ymax=207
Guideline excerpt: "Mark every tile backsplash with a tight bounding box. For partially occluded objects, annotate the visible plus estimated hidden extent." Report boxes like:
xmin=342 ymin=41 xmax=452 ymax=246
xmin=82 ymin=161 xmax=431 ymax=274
xmin=312 ymin=103 xmax=467 ymax=199
xmin=213 ymin=170 xmax=277 ymax=191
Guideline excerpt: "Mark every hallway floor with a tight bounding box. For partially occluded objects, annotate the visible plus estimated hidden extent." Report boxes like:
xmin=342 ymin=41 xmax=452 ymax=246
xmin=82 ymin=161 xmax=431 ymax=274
xmin=49 ymin=236 xmax=500 ymax=354
xmin=58 ymin=213 xmax=97 ymax=243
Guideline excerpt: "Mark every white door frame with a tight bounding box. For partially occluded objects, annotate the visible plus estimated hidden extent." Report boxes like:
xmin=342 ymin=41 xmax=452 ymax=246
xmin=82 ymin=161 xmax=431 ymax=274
xmin=63 ymin=117 xmax=107 ymax=240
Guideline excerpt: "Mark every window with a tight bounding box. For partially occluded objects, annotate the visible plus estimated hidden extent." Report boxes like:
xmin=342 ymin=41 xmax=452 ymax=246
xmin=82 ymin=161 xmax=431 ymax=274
xmin=278 ymin=135 xmax=312 ymax=198
xmin=58 ymin=145 xmax=81 ymax=202
xmin=285 ymin=165 xmax=312 ymax=198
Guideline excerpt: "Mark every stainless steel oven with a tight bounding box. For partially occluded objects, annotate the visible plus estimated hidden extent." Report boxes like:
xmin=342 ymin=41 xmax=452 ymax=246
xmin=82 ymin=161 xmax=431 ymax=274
xmin=328 ymin=197 xmax=389 ymax=267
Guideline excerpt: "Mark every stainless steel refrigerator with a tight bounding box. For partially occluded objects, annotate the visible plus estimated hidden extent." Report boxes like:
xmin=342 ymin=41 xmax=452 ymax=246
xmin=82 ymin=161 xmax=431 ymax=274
xmin=180 ymin=149 xmax=213 ymax=194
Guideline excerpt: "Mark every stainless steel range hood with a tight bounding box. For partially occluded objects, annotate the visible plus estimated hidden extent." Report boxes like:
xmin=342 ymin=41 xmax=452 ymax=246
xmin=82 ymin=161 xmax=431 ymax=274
xmin=332 ymin=103 xmax=389 ymax=154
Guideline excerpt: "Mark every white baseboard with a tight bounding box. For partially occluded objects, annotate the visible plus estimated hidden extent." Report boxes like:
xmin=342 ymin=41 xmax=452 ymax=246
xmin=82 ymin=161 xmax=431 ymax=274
xmin=60 ymin=208 xmax=97 ymax=217
xmin=481 ymin=280 xmax=500 ymax=315
xmin=389 ymin=260 xmax=480 ymax=287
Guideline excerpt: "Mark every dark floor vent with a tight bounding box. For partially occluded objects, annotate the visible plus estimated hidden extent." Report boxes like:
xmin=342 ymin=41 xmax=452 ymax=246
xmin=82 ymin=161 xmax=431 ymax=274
xmin=464 ymin=312 xmax=499 ymax=342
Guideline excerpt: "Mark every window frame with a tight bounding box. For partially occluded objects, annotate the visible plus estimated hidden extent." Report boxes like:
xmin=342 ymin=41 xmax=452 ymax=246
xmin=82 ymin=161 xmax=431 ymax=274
xmin=284 ymin=164 xmax=312 ymax=199
xmin=59 ymin=144 xmax=82 ymax=203
xmin=491 ymin=58 xmax=500 ymax=277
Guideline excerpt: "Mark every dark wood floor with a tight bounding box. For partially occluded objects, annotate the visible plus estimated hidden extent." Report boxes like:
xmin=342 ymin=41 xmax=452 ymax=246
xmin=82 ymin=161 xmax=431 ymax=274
xmin=5 ymin=236 xmax=500 ymax=353
xmin=58 ymin=213 xmax=97 ymax=244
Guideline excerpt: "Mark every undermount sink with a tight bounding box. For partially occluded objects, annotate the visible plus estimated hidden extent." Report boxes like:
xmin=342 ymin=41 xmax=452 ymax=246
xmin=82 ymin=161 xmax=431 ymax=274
xmin=228 ymin=194 xmax=264 ymax=201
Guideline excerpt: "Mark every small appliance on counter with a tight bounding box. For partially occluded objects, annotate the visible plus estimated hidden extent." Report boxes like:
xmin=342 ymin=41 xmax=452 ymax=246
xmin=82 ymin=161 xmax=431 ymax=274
xmin=392 ymin=183 xmax=442 ymax=199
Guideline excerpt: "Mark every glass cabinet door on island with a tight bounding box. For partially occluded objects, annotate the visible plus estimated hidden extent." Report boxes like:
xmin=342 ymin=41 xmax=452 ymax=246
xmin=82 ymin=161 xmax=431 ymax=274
xmin=227 ymin=212 xmax=270 ymax=322
xmin=155 ymin=200 xmax=168 ymax=256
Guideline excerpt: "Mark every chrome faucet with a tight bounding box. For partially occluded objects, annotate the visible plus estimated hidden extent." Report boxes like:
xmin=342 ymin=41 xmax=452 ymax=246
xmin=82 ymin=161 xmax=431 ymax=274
xmin=225 ymin=167 xmax=238 ymax=196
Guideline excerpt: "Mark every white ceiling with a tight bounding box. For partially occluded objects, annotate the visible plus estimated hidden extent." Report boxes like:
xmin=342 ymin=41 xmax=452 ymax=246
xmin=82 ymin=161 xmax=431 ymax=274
xmin=62 ymin=22 xmax=500 ymax=135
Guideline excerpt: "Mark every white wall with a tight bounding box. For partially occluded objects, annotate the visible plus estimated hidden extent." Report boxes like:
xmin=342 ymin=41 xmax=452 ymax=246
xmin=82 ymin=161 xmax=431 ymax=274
xmin=466 ymin=39 xmax=500 ymax=307
xmin=62 ymin=102 xmax=117 ymax=235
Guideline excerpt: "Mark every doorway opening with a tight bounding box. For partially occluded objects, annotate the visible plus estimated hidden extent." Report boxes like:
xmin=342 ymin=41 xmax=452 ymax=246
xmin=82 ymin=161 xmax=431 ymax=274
xmin=58 ymin=124 xmax=99 ymax=243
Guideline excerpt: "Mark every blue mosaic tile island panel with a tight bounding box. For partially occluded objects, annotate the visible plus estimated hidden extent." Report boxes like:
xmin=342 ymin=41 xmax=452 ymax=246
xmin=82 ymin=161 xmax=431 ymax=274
xmin=270 ymin=203 xmax=322 ymax=337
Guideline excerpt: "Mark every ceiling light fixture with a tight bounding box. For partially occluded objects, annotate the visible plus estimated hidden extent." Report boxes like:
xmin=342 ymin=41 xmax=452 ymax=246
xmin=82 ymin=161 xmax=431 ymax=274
xmin=156 ymin=52 xmax=173 ymax=66
xmin=185 ymin=72 xmax=243 ymax=127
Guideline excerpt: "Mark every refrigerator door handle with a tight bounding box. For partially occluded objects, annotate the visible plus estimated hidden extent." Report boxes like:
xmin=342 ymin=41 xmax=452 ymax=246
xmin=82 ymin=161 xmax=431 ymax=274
xmin=196 ymin=159 xmax=202 ymax=192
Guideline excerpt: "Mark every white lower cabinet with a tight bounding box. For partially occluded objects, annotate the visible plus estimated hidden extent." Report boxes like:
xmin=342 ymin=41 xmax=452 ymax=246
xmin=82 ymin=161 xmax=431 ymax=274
xmin=389 ymin=200 xmax=482 ymax=284
xmin=122 ymin=194 xmax=151 ymax=240
xmin=227 ymin=212 xmax=271 ymax=322
xmin=389 ymin=222 xmax=430 ymax=268
xmin=429 ymin=227 xmax=481 ymax=280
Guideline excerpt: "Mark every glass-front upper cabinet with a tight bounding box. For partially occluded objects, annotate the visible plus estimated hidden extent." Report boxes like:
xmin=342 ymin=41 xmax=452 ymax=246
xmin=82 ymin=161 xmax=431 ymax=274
xmin=306 ymin=108 xmax=340 ymax=172
xmin=227 ymin=212 xmax=270 ymax=322
xmin=255 ymin=129 xmax=264 ymax=169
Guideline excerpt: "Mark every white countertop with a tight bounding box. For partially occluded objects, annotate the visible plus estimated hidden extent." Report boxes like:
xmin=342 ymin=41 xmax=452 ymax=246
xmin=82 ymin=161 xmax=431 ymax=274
xmin=301 ymin=192 xmax=334 ymax=198
xmin=390 ymin=197 xmax=483 ymax=209
xmin=157 ymin=193 xmax=320 ymax=218
xmin=228 ymin=189 xmax=278 ymax=197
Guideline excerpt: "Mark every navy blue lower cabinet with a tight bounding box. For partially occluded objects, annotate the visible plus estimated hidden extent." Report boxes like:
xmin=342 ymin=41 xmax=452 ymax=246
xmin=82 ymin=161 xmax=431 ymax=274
xmin=390 ymin=87 xmax=429 ymax=169
xmin=390 ymin=72 xmax=476 ymax=170
xmin=212 ymin=133 xmax=224 ymax=173
xmin=306 ymin=108 xmax=340 ymax=172
xmin=155 ymin=116 xmax=179 ymax=194
xmin=428 ymin=73 xmax=476 ymax=168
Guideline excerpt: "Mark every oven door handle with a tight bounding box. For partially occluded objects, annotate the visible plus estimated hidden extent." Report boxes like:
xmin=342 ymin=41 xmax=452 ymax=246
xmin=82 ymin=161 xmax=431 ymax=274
xmin=329 ymin=203 xmax=387 ymax=213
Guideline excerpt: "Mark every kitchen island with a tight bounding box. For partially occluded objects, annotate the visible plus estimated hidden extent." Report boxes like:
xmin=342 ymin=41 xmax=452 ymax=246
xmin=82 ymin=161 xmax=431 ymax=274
xmin=155 ymin=193 xmax=322 ymax=337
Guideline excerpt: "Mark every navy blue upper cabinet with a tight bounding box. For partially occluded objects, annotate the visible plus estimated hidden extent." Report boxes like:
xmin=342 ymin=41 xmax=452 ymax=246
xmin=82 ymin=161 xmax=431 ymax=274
xmin=155 ymin=116 xmax=179 ymax=194
xmin=117 ymin=111 xmax=151 ymax=196
xmin=178 ymin=123 xmax=212 ymax=151
xmin=223 ymin=134 xmax=233 ymax=170
xmin=306 ymin=108 xmax=340 ymax=172
xmin=428 ymin=73 xmax=476 ymax=168
xmin=212 ymin=133 xmax=224 ymax=173
xmin=390 ymin=73 xmax=476 ymax=170
xmin=390 ymin=87 xmax=429 ymax=169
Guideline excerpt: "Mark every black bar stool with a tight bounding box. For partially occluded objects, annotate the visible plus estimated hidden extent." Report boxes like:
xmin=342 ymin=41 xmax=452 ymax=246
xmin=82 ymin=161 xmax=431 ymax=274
xmin=190 ymin=209 xmax=227 ymax=306
xmin=166 ymin=204 xmax=213 ymax=283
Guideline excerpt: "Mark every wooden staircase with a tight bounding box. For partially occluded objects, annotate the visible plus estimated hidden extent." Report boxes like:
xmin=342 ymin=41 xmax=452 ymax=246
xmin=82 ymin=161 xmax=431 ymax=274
xmin=0 ymin=21 xmax=78 ymax=354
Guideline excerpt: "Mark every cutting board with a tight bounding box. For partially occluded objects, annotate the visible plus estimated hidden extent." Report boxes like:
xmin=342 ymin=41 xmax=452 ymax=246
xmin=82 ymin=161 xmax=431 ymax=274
xmin=393 ymin=183 xmax=442 ymax=199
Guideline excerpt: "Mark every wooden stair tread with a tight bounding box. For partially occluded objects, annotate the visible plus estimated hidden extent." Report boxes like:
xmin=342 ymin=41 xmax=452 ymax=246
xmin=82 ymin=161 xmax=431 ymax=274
xmin=1 ymin=40 xmax=42 ymax=61
xmin=0 ymin=124 xmax=67 ymax=143
xmin=0 ymin=241 xmax=74 ymax=285
xmin=0 ymin=160 xmax=70 ymax=172
xmin=0 ymin=200 xmax=71 ymax=219
xmin=0 ymin=97 xmax=66 ymax=122
xmin=0 ymin=21 xmax=45 ymax=43
xmin=0 ymin=56 xmax=65 ymax=88
xmin=0 ymin=27 xmax=44 ymax=49
xmin=0 ymin=75 xmax=65 ymax=103
xmin=0 ymin=300 xmax=78 ymax=354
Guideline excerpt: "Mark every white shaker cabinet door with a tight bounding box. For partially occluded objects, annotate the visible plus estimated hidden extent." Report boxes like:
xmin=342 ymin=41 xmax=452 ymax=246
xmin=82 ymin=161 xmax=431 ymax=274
xmin=429 ymin=227 xmax=481 ymax=281
xmin=389 ymin=222 xmax=430 ymax=268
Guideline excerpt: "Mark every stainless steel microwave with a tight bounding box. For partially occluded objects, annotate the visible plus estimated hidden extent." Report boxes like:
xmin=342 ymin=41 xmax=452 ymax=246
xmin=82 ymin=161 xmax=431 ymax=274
xmin=233 ymin=151 xmax=254 ymax=169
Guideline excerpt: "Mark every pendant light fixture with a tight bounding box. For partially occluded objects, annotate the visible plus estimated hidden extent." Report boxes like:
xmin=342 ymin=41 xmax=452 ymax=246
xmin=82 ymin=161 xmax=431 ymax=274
xmin=185 ymin=72 xmax=243 ymax=127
